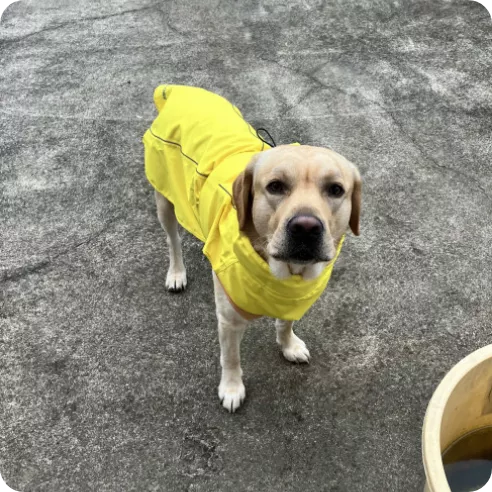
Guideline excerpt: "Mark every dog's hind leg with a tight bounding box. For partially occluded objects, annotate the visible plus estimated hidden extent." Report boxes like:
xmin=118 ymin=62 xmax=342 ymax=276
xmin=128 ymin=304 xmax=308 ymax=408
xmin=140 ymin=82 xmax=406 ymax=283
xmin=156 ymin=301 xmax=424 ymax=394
xmin=155 ymin=190 xmax=187 ymax=292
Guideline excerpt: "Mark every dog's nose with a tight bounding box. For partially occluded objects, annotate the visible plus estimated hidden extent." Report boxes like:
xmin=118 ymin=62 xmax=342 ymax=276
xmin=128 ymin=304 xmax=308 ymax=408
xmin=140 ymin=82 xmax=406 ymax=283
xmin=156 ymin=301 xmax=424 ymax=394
xmin=287 ymin=215 xmax=324 ymax=237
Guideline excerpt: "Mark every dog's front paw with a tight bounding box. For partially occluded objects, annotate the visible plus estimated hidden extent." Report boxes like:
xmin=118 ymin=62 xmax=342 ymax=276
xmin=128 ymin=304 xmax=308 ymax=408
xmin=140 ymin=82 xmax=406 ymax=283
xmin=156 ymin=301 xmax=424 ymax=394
xmin=218 ymin=379 xmax=245 ymax=413
xmin=279 ymin=334 xmax=311 ymax=363
xmin=166 ymin=269 xmax=187 ymax=292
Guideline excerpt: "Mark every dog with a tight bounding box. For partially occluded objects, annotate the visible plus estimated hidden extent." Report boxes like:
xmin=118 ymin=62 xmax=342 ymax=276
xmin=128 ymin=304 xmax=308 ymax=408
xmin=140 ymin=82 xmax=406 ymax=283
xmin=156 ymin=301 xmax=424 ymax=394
xmin=144 ymin=85 xmax=361 ymax=412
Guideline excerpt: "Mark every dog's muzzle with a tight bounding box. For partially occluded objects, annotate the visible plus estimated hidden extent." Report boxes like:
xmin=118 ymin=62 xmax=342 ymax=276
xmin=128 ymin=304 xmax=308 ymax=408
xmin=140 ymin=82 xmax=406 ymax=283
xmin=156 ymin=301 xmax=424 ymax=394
xmin=273 ymin=215 xmax=330 ymax=264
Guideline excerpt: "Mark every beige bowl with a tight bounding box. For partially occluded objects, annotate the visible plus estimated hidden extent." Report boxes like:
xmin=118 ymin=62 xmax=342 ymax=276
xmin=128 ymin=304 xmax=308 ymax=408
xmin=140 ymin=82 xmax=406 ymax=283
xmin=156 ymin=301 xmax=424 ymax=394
xmin=422 ymin=344 xmax=492 ymax=491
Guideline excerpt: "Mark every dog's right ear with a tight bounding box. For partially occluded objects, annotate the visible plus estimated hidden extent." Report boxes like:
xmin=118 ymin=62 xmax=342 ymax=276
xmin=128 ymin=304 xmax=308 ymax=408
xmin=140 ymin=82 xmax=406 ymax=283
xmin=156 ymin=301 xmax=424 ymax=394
xmin=232 ymin=155 xmax=257 ymax=231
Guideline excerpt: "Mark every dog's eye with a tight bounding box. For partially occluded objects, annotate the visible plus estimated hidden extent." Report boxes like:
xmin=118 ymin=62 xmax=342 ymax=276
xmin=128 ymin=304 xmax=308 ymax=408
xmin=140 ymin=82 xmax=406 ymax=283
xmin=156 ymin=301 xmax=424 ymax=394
xmin=327 ymin=184 xmax=345 ymax=197
xmin=266 ymin=180 xmax=286 ymax=195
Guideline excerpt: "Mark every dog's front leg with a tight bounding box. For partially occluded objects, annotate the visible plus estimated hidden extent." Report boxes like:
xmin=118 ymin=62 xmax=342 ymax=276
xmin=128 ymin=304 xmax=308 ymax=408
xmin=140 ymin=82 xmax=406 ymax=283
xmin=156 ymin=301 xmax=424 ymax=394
xmin=212 ymin=273 xmax=248 ymax=413
xmin=275 ymin=319 xmax=311 ymax=363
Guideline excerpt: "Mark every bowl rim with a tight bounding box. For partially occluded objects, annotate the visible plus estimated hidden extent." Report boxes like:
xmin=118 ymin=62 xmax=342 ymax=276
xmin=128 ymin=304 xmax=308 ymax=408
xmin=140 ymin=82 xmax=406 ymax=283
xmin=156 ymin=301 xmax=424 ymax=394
xmin=422 ymin=344 xmax=492 ymax=492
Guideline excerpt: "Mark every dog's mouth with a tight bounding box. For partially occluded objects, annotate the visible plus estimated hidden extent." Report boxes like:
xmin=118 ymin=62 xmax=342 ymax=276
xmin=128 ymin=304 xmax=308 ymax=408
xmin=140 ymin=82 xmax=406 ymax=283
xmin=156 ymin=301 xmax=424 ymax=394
xmin=269 ymin=236 xmax=334 ymax=265
xmin=271 ymin=248 xmax=332 ymax=265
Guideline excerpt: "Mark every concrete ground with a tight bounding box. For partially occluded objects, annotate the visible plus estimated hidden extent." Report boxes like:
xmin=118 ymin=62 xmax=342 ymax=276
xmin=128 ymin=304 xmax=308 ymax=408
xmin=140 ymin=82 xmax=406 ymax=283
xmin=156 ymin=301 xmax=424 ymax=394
xmin=1 ymin=1 xmax=491 ymax=490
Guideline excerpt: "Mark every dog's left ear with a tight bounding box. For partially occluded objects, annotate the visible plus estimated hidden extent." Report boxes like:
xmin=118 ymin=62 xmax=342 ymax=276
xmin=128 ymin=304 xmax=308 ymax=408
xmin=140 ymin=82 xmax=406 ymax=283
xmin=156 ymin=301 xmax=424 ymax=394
xmin=349 ymin=165 xmax=362 ymax=236
xmin=233 ymin=155 xmax=258 ymax=231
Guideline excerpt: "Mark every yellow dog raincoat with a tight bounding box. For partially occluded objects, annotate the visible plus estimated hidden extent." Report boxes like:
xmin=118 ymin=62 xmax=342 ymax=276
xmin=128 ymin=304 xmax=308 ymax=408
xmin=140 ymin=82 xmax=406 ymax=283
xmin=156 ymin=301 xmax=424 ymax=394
xmin=143 ymin=85 xmax=344 ymax=320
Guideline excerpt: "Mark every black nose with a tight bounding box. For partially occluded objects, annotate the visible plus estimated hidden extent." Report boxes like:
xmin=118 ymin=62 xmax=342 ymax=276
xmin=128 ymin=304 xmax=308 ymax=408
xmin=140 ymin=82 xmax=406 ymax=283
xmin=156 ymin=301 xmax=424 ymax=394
xmin=287 ymin=215 xmax=324 ymax=237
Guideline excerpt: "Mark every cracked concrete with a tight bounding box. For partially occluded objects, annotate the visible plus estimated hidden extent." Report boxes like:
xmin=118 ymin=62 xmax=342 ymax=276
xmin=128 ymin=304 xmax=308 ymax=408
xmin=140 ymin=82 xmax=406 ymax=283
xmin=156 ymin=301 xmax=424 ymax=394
xmin=1 ymin=0 xmax=492 ymax=491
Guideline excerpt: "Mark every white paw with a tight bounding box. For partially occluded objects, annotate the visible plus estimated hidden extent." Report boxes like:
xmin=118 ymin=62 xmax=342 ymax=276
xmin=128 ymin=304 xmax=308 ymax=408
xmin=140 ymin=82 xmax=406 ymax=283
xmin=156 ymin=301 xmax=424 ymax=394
xmin=166 ymin=269 xmax=187 ymax=292
xmin=218 ymin=379 xmax=246 ymax=413
xmin=279 ymin=334 xmax=311 ymax=363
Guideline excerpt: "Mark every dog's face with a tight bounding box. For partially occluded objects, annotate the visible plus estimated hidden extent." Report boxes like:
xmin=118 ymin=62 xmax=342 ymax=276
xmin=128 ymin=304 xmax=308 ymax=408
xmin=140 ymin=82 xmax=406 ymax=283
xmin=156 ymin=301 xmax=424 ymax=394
xmin=233 ymin=145 xmax=361 ymax=280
